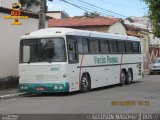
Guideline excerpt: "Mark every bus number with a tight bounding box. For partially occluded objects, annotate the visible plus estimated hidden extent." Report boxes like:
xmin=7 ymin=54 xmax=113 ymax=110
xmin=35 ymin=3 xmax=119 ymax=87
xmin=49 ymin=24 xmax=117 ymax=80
xmin=11 ymin=10 xmax=21 ymax=16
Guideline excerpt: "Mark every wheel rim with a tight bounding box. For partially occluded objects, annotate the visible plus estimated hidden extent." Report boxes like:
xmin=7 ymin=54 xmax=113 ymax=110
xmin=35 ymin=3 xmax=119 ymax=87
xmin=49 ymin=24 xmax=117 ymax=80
xmin=82 ymin=77 xmax=89 ymax=90
xmin=120 ymin=72 xmax=126 ymax=83
xmin=127 ymin=71 xmax=132 ymax=82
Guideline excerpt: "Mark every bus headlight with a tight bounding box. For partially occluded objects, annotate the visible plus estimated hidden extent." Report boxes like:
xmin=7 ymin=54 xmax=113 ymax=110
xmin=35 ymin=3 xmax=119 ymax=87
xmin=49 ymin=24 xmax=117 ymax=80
xmin=20 ymin=86 xmax=24 ymax=90
xmin=24 ymin=86 xmax=28 ymax=90
xmin=54 ymin=84 xmax=64 ymax=90
xmin=54 ymin=85 xmax=59 ymax=90
xmin=20 ymin=86 xmax=28 ymax=90
xmin=59 ymin=84 xmax=64 ymax=90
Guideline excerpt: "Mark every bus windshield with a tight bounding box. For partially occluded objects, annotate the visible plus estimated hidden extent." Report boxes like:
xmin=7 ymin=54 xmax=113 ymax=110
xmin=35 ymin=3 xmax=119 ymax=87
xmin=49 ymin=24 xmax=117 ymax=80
xmin=20 ymin=37 xmax=66 ymax=63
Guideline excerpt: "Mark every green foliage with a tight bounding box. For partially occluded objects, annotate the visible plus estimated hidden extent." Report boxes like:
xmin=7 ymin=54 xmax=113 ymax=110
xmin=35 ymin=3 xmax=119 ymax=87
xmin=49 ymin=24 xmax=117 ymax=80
xmin=62 ymin=11 xmax=69 ymax=17
xmin=20 ymin=0 xmax=40 ymax=7
xmin=143 ymin=0 xmax=160 ymax=37
xmin=84 ymin=11 xmax=100 ymax=17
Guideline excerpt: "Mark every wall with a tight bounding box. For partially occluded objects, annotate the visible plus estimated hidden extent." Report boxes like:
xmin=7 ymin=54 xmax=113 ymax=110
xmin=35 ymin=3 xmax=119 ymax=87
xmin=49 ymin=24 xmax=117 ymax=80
xmin=0 ymin=0 xmax=18 ymax=8
xmin=46 ymin=12 xmax=62 ymax=19
xmin=0 ymin=12 xmax=40 ymax=78
xmin=46 ymin=12 xmax=68 ymax=19
xmin=108 ymin=21 xmax=127 ymax=35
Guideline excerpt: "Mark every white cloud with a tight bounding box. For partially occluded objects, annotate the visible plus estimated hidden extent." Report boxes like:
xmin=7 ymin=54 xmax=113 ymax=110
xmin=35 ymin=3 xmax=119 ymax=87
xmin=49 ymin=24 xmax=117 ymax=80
xmin=47 ymin=3 xmax=69 ymax=11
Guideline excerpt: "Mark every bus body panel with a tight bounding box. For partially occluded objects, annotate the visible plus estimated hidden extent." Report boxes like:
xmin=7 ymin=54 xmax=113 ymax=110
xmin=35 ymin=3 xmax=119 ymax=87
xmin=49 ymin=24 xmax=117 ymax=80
xmin=77 ymin=54 xmax=143 ymax=89
xmin=19 ymin=28 xmax=143 ymax=93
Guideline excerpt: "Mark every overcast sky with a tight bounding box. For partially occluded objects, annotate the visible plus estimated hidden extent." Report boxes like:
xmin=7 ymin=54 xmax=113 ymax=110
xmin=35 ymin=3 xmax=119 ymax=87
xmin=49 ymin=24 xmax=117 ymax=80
xmin=47 ymin=0 xmax=148 ymax=18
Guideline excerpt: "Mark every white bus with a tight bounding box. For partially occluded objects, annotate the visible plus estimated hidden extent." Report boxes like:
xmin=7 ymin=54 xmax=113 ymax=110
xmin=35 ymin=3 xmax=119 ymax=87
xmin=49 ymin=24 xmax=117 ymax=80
xmin=19 ymin=28 xmax=143 ymax=93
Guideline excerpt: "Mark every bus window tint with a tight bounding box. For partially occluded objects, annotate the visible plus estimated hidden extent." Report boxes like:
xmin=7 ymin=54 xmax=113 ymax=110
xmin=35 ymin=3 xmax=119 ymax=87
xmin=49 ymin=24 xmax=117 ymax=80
xmin=83 ymin=38 xmax=89 ymax=53
xmin=77 ymin=37 xmax=89 ymax=53
xmin=100 ymin=39 xmax=109 ymax=53
xmin=89 ymin=39 xmax=99 ymax=53
xmin=125 ymin=41 xmax=132 ymax=53
xmin=132 ymin=41 xmax=140 ymax=53
xmin=109 ymin=40 xmax=118 ymax=53
xmin=67 ymin=36 xmax=78 ymax=62
xmin=77 ymin=37 xmax=83 ymax=53
xmin=117 ymin=41 xmax=125 ymax=53
xmin=68 ymin=42 xmax=75 ymax=52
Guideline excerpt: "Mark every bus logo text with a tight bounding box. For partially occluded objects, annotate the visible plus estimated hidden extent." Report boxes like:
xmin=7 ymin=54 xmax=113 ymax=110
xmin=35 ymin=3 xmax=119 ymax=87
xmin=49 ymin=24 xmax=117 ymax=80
xmin=94 ymin=56 xmax=118 ymax=64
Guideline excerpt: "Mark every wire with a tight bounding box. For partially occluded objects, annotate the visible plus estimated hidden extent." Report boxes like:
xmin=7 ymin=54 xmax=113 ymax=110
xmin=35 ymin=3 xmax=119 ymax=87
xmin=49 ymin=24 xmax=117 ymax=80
xmin=59 ymin=0 xmax=123 ymax=24
xmin=59 ymin=0 xmax=88 ymax=12
xmin=59 ymin=0 xmax=114 ymax=17
xmin=77 ymin=0 xmax=127 ymax=18
xmin=69 ymin=0 xmax=113 ymax=17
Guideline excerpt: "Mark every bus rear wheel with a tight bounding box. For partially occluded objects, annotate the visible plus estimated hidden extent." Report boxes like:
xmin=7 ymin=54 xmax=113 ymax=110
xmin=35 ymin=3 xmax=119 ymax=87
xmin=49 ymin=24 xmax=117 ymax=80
xmin=126 ymin=69 xmax=133 ymax=85
xmin=80 ymin=73 xmax=91 ymax=92
xmin=120 ymin=70 xmax=126 ymax=86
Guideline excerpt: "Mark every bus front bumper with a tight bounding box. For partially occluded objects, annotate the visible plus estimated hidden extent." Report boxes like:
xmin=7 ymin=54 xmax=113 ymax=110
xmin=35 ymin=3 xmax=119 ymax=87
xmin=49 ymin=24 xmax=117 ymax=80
xmin=19 ymin=82 xmax=69 ymax=93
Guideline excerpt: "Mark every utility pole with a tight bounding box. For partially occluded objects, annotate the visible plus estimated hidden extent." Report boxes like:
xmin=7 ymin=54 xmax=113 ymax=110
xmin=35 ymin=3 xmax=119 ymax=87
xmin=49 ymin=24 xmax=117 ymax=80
xmin=38 ymin=0 xmax=47 ymax=29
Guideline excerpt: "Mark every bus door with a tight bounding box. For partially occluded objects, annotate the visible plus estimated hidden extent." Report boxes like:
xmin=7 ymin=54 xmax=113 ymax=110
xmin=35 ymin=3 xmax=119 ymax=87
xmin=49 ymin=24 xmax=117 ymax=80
xmin=67 ymin=36 xmax=79 ymax=91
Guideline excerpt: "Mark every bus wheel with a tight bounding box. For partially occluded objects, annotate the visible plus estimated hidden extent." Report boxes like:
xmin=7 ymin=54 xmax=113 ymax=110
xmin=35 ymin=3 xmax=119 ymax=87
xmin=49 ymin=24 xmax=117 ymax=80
xmin=120 ymin=70 xmax=126 ymax=86
xmin=126 ymin=69 xmax=133 ymax=85
xmin=80 ymin=73 xmax=91 ymax=92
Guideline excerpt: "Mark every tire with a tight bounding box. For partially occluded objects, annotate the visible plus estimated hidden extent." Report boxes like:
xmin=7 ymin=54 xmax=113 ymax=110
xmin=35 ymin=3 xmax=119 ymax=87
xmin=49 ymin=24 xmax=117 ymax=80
xmin=120 ymin=70 xmax=126 ymax=86
xmin=80 ymin=73 xmax=91 ymax=92
xmin=150 ymin=71 xmax=153 ymax=75
xmin=126 ymin=69 xmax=133 ymax=85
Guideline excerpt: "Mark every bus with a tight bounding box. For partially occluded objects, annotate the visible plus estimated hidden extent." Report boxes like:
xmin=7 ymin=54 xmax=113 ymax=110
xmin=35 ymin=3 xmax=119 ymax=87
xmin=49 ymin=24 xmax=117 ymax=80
xmin=19 ymin=27 xmax=143 ymax=93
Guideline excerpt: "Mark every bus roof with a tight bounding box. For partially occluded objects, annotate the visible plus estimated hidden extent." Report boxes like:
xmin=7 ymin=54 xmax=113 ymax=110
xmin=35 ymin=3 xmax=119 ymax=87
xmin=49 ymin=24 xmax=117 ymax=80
xmin=21 ymin=27 xmax=140 ymax=41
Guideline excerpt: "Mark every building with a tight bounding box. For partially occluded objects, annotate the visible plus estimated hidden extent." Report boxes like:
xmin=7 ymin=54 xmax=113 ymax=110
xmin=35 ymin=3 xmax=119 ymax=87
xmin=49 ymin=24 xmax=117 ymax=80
xmin=0 ymin=0 xmax=18 ymax=8
xmin=47 ymin=11 xmax=69 ymax=19
xmin=48 ymin=16 xmax=127 ymax=35
xmin=124 ymin=17 xmax=160 ymax=72
xmin=0 ymin=7 xmax=51 ymax=78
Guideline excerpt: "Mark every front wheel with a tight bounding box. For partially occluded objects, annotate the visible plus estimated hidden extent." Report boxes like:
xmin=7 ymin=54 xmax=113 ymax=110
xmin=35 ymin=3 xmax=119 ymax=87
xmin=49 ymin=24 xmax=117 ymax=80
xmin=150 ymin=71 xmax=153 ymax=75
xmin=80 ymin=74 xmax=91 ymax=92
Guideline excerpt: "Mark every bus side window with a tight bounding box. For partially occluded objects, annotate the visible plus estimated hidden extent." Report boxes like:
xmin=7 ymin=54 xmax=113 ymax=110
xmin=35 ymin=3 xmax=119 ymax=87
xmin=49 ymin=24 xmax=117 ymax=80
xmin=100 ymin=39 xmax=109 ymax=53
xmin=132 ymin=41 xmax=140 ymax=53
xmin=109 ymin=40 xmax=118 ymax=53
xmin=77 ymin=37 xmax=89 ymax=53
xmin=83 ymin=38 xmax=89 ymax=53
xmin=89 ymin=38 xmax=99 ymax=53
xmin=117 ymin=40 xmax=125 ymax=53
xmin=125 ymin=41 xmax=133 ymax=53
xmin=77 ymin=37 xmax=83 ymax=53
xmin=67 ymin=36 xmax=78 ymax=63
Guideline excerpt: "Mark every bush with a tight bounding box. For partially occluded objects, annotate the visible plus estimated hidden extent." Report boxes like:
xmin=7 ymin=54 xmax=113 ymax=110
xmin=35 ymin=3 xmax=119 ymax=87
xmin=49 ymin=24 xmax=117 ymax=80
xmin=0 ymin=76 xmax=19 ymax=90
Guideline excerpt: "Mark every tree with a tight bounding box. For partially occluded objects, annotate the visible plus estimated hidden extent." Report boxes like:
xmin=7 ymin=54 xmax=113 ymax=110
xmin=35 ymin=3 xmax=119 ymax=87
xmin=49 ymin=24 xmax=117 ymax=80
xmin=84 ymin=11 xmax=100 ymax=17
xmin=143 ymin=0 xmax=160 ymax=37
xmin=62 ymin=11 xmax=70 ymax=17
xmin=20 ymin=0 xmax=40 ymax=8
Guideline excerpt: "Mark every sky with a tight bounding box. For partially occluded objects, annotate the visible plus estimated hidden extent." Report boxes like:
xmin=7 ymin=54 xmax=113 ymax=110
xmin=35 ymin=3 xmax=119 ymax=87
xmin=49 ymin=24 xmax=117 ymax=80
xmin=47 ymin=0 xmax=148 ymax=18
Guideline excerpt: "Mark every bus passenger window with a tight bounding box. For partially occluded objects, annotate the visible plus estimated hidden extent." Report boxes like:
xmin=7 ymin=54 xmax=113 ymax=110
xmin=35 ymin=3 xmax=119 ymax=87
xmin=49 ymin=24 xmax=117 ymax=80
xmin=125 ymin=41 xmax=132 ymax=53
xmin=132 ymin=42 xmax=140 ymax=53
xmin=100 ymin=40 xmax=109 ymax=53
xmin=117 ymin=41 xmax=125 ymax=53
xmin=109 ymin=40 xmax=118 ymax=53
xmin=83 ymin=38 xmax=89 ymax=53
xmin=77 ymin=37 xmax=83 ymax=53
xmin=89 ymin=39 xmax=99 ymax=53
xmin=77 ymin=37 xmax=89 ymax=53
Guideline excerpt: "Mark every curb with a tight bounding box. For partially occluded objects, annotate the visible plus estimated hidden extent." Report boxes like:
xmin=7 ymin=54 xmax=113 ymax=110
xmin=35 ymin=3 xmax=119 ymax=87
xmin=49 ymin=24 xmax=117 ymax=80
xmin=0 ymin=92 xmax=27 ymax=99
